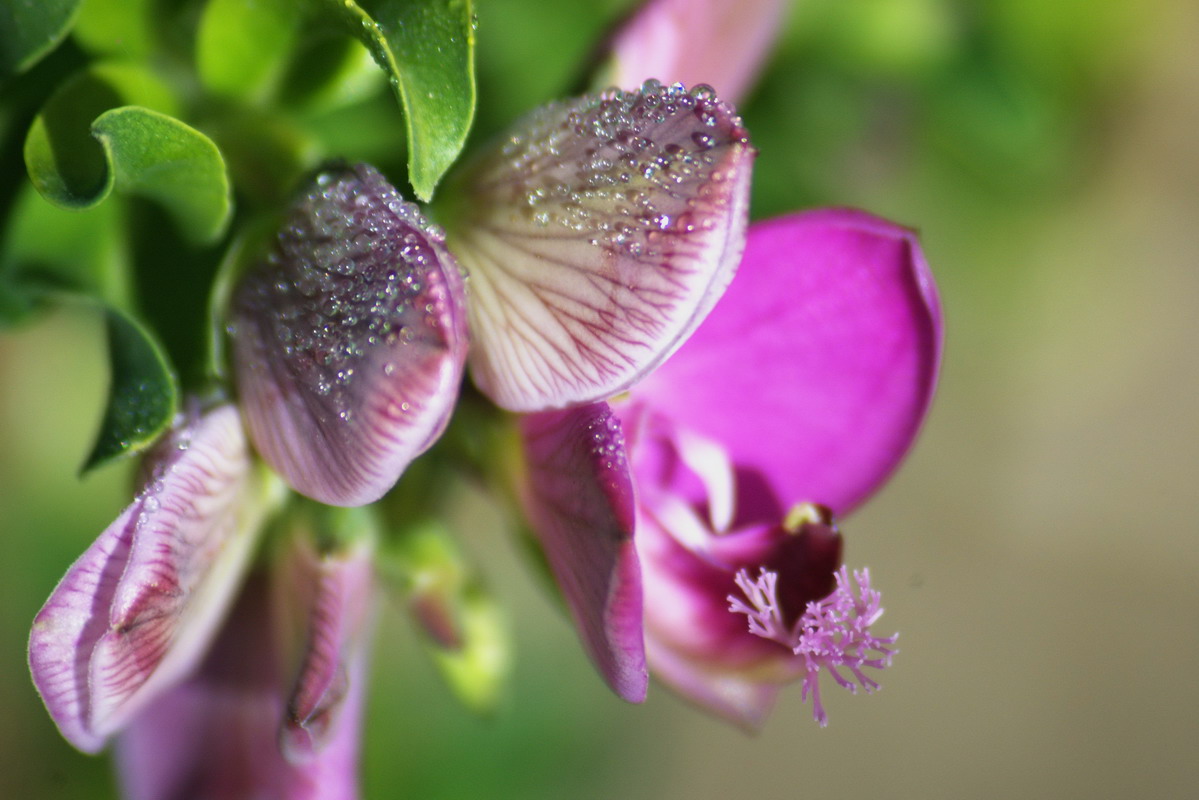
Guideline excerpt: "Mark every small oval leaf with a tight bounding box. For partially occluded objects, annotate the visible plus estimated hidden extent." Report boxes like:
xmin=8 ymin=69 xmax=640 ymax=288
xmin=321 ymin=0 xmax=477 ymax=201
xmin=23 ymin=64 xmax=230 ymax=244
xmin=84 ymin=304 xmax=179 ymax=471
xmin=91 ymin=107 xmax=232 ymax=243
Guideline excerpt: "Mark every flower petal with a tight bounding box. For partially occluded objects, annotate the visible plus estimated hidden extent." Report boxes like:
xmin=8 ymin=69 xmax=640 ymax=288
xmin=230 ymin=163 xmax=469 ymax=507
xmin=602 ymin=0 xmax=787 ymax=104
xmin=645 ymin=634 xmax=779 ymax=731
xmin=29 ymin=404 xmax=263 ymax=753
xmin=115 ymin=573 xmax=366 ymax=800
xmin=278 ymin=540 xmax=375 ymax=765
xmin=518 ymin=403 xmax=647 ymax=701
xmin=636 ymin=209 xmax=943 ymax=514
xmin=447 ymin=81 xmax=754 ymax=411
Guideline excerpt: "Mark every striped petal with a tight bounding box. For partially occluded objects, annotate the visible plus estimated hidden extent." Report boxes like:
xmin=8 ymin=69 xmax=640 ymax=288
xmin=278 ymin=539 xmax=375 ymax=765
xmin=29 ymin=404 xmax=263 ymax=753
xmin=518 ymin=403 xmax=647 ymax=701
xmin=115 ymin=572 xmax=367 ymax=800
xmin=446 ymin=80 xmax=754 ymax=411
xmin=230 ymin=163 xmax=469 ymax=507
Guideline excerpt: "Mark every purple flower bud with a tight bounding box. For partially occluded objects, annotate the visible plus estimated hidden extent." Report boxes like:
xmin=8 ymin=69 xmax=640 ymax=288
xmin=230 ymin=163 xmax=469 ymax=507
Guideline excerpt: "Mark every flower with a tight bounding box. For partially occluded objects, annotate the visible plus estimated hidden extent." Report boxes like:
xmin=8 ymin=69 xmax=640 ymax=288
xmin=27 ymin=78 xmax=760 ymax=790
xmin=116 ymin=538 xmax=373 ymax=800
xmin=499 ymin=0 xmax=942 ymax=729
xmin=515 ymin=209 xmax=942 ymax=726
xmin=28 ymin=403 xmax=269 ymax=754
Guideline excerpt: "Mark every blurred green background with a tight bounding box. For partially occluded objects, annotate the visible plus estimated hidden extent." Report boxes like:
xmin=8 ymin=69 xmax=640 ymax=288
xmin=3 ymin=0 xmax=1198 ymax=797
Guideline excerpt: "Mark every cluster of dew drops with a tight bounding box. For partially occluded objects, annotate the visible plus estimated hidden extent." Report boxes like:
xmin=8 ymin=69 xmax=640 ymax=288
xmin=231 ymin=166 xmax=455 ymax=425
xmin=489 ymin=79 xmax=750 ymax=261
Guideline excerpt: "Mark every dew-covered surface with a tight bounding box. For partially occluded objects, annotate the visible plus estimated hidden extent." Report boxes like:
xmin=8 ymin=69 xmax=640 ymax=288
xmin=518 ymin=402 xmax=645 ymax=702
xmin=446 ymin=79 xmax=755 ymax=412
xmin=229 ymin=164 xmax=468 ymax=506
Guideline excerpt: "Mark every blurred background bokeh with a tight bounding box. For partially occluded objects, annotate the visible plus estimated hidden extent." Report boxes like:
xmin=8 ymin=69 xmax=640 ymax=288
xmin=3 ymin=0 xmax=1197 ymax=797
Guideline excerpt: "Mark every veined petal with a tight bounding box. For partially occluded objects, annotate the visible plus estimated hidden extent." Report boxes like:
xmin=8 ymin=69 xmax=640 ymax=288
xmin=29 ymin=404 xmax=264 ymax=753
xmin=116 ymin=573 xmax=366 ymax=800
xmin=518 ymin=403 xmax=647 ymax=701
xmin=602 ymin=0 xmax=786 ymax=104
xmin=637 ymin=209 xmax=943 ymax=515
xmin=278 ymin=540 xmax=375 ymax=765
xmin=230 ymin=163 xmax=469 ymax=507
xmin=447 ymin=80 xmax=754 ymax=411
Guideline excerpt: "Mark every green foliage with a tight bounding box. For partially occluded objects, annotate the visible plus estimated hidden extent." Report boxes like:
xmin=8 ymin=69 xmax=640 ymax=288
xmin=22 ymin=62 xmax=176 ymax=209
xmin=377 ymin=520 xmax=512 ymax=715
xmin=90 ymin=107 xmax=232 ymax=244
xmin=0 ymin=0 xmax=82 ymax=77
xmin=324 ymin=0 xmax=477 ymax=200
xmin=83 ymin=303 xmax=179 ymax=471
xmin=197 ymin=0 xmax=302 ymax=101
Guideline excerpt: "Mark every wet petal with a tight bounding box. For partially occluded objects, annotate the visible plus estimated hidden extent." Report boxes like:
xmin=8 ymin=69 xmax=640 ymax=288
xmin=230 ymin=163 xmax=469 ymax=507
xmin=447 ymin=80 xmax=754 ymax=411
xmin=637 ymin=209 xmax=943 ymax=514
xmin=29 ymin=404 xmax=263 ymax=753
xmin=603 ymin=0 xmax=786 ymax=104
xmin=518 ymin=403 xmax=647 ymax=701
xmin=116 ymin=573 xmax=366 ymax=800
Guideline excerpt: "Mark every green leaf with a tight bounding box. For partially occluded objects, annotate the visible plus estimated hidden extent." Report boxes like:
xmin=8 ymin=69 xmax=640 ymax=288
xmin=25 ymin=66 xmax=232 ymax=244
xmin=0 ymin=0 xmax=82 ymax=77
xmin=197 ymin=0 xmax=302 ymax=101
xmin=83 ymin=303 xmax=179 ymax=472
xmin=91 ymin=107 xmax=233 ymax=243
xmin=23 ymin=62 xmax=177 ymax=206
xmin=279 ymin=34 xmax=385 ymax=112
xmin=323 ymin=0 xmax=477 ymax=201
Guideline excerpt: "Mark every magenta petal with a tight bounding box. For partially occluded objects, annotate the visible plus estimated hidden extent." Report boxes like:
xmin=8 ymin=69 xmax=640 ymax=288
xmin=231 ymin=163 xmax=468 ymax=507
xmin=637 ymin=209 xmax=943 ymax=514
xmin=518 ymin=403 xmax=647 ymax=701
xmin=29 ymin=404 xmax=260 ymax=753
xmin=116 ymin=574 xmax=365 ymax=800
xmin=603 ymin=0 xmax=786 ymax=104
xmin=645 ymin=635 xmax=779 ymax=731
xmin=449 ymin=81 xmax=754 ymax=411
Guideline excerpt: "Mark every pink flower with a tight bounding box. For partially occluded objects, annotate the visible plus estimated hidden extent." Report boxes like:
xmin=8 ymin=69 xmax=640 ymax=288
xmin=516 ymin=209 xmax=942 ymax=727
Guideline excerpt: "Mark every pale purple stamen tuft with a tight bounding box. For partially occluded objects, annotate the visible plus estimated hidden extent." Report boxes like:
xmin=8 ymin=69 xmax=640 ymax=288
xmin=727 ymin=568 xmax=791 ymax=645
xmin=729 ymin=565 xmax=896 ymax=727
